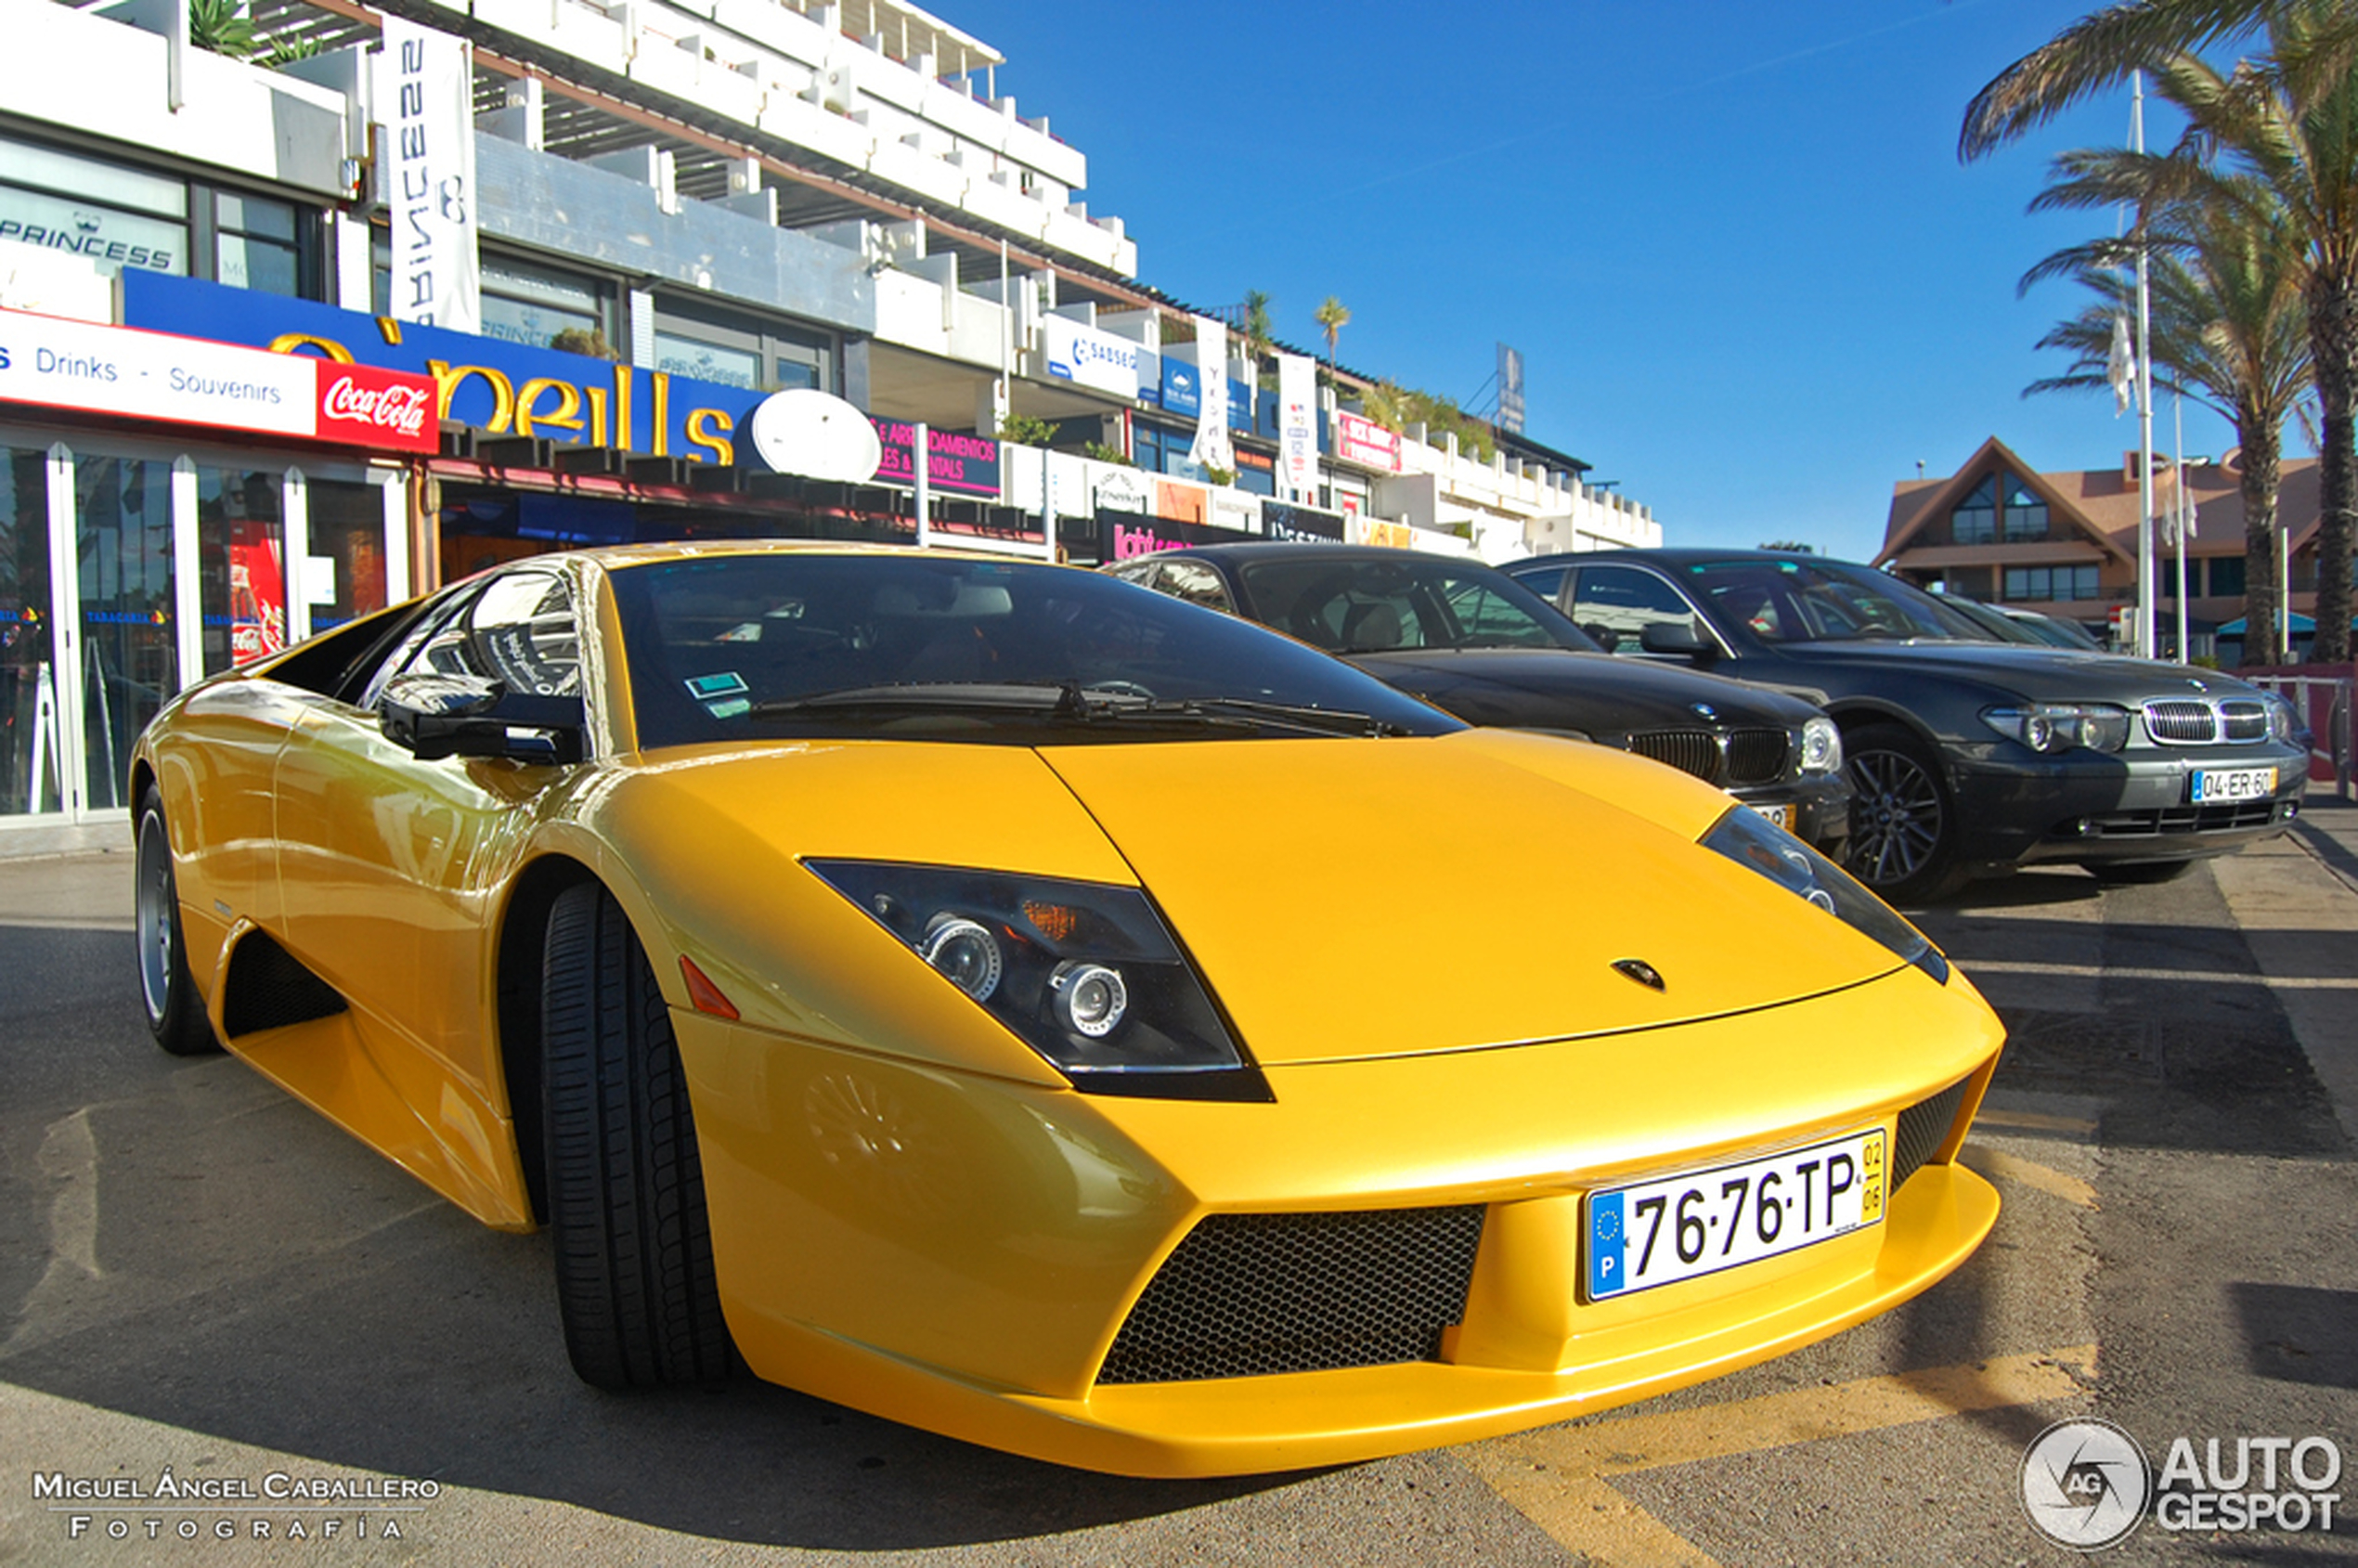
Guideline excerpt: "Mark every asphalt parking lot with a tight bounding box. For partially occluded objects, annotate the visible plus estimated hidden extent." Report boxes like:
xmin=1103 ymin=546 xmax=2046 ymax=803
xmin=3 ymin=803 xmax=2354 ymax=1567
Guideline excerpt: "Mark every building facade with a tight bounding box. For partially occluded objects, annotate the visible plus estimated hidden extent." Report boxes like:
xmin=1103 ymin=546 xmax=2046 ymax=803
xmin=1879 ymin=435 xmax=2343 ymax=660
xmin=1 ymin=0 xmax=1656 ymax=842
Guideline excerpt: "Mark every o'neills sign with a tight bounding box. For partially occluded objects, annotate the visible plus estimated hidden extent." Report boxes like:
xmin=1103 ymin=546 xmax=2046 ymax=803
xmin=0 ymin=306 xmax=436 ymax=453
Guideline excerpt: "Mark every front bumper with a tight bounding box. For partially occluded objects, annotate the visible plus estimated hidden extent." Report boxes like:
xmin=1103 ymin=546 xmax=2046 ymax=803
xmin=1950 ymin=744 xmax=2306 ymax=869
xmin=675 ymin=967 xmax=2004 ymax=1475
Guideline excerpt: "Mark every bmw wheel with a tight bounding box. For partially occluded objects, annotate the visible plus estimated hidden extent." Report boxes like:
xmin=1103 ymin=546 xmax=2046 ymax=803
xmin=541 ymin=881 xmax=736 ymax=1388
xmin=1845 ymin=725 xmax=1967 ymax=904
xmin=136 ymin=785 xmax=223 ymax=1056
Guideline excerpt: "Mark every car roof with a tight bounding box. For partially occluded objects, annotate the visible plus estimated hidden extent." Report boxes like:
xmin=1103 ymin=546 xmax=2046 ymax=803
xmin=1507 ymin=547 xmax=1835 ymax=570
xmin=1130 ymin=542 xmax=1505 ymax=570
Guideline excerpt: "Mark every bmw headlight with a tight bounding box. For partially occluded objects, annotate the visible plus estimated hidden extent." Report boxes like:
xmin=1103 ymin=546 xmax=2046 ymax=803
xmin=1979 ymin=702 xmax=2131 ymax=754
xmin=1701 ymin=808 xmax=1949 ymax=984
xmin=806 ymin=860 xmax=1265 ymax=1099
xmin=2262 ymin=692 xmax=2300 ymax=745
xmin=1800 ymin=716 xmax=1843 ymax=773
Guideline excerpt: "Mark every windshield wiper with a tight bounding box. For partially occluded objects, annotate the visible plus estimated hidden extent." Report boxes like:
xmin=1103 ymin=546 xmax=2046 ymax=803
xmin=1107 ymin=695 xmax=1413 ymax=738
xmin=748 ymin=681 xmax=1072 ymax=718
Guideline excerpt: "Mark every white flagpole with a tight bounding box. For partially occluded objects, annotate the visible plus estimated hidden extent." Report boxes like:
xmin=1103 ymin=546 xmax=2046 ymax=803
xmin=2173 ymin=393 xmax=2190 ymax=663
xmin=2134 ymin=71 xmax=2157 ymax=659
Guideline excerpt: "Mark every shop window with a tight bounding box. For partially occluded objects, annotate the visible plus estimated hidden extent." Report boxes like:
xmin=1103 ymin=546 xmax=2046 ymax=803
xmin=0 ymin=447 xmax=58 ymax=816
xmin=214 ymin=191 xmax=304 ymax=297
xmin=480 ymin=254 xmax=615 ymax=353
xmin=2002 ymin=477 xmax=2048 ymax=542
xmin=73 ymin=454 xmax=179 ymax=811
xmin=0 ymin=133 xmax=189 ymax=277
xmin=654 ymin=303 xmax=836 ymax=394
xmin=195 ymin=467 xmax=286 ymax=674
xmin=1950 ymin=476 xmax=1997 ymax=545
xmin=304 ymin=479 xmax=392 ymax=636
xmin=2207 ymin=555 xmax=2246 ymax=597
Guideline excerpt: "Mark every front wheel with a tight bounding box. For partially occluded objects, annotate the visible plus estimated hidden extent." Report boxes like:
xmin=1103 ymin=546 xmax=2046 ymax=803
xmin=135 ymin=786 xmax=223 ymax=1056
xmin=541 ymin=881 xmax=736 ymax=1389
xmin=1844 ymin=725 xmax=1968 ymax=904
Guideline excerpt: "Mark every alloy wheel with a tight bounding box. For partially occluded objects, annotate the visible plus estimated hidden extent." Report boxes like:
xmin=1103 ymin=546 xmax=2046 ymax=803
xmin=1849 ymin=747 xmax=1944 ymax=888
xmin=136 ymin=809 xmax=176 ymax=1026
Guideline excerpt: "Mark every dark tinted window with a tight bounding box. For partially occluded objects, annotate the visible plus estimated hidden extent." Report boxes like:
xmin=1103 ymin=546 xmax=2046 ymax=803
xmin=610 ymin=554 xmax=1460 ymax=749
xmin=1681 ymin=559 xmax=1995 ymax=644
xmin=1234 ymin=556 xmax=1595 ymax=653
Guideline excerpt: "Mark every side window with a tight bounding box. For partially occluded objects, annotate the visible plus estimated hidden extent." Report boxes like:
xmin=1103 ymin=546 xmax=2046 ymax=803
xmin=376 ymin=571 xmax=581 ymax=701
xmin=1569 ymin=567 xmax=1700 ymax=653
xmin=1443 ymin=581 xmax=1554 ymax=647
xmin=1152 ymin=560 xmax=1236 ymax=613
xmin=1513 ymin=564 xmax=1569 ymax=604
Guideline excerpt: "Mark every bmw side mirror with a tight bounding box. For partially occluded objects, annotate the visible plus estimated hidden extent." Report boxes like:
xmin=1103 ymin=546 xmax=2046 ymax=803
xmin=381 ymin=673 xmax=586 ymax=765
xmin=1639 ymin=619 xmax=1716 ymax=663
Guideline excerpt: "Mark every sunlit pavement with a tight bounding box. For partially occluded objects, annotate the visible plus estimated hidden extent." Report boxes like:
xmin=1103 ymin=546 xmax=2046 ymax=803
xmin=1 ymin=804 xmax=2352 ymax=1564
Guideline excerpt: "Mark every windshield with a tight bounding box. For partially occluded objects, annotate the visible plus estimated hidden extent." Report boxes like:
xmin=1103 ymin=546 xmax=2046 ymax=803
xmin=1679 ymin=559 xmax=2008 ymax=646
xmin=609 ymin=554 xmax=1462 ymax=749
xmin=1234 ymin=556 xmax=1600 ymax=654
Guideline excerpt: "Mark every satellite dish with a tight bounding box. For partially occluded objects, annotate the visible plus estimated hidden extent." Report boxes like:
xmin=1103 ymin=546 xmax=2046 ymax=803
xmin=746 ymin=388 xmax=883 ymax=482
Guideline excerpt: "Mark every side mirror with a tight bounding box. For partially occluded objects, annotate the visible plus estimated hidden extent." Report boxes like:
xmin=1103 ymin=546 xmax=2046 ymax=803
xmin=1639 ymin=619 xmax=1716 ymax=662
xmin=1580 ymin=621 xmax=1622 ymax=654
xmin=381 ymin=673 xmax=585 ymax=765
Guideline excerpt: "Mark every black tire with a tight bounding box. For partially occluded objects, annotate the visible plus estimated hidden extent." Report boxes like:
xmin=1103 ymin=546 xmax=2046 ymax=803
xmin=541 ymin=881 xmax=735 ymax=1389
xmin=2088 ymin=859 xmax=2199 ymax=886
xmin=1844 ymin=725 xmax=1970 ymax=904
xmin=135 ymin=786 xmax=223 ymax=1056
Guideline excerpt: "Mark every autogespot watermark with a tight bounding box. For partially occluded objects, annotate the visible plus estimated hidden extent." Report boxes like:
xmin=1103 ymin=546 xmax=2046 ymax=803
xmin=2020 ymin=1419 xmax=2343 ymax=1550
xmin=32 ymin=1466 xmax=438 ymax=1545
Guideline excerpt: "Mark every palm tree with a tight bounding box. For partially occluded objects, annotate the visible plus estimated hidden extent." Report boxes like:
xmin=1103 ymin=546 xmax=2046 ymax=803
xmin=1242 ymin=290 xmax=1273 ymax=365
xmin=1963 ymin=2 xmax=2358 ymax=661
xmin=2023 ymin=147 xmax=2313 ymax=665
xmin=1314 ymin=296 xmax=1351 ymax=382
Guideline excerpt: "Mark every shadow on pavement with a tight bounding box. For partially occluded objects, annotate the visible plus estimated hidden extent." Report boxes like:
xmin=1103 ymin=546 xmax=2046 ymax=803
xmin=2230 ymin=1283 xmax=2358 ymax=1392
xmin=0 ymin=926 xmax=1301 ymax=1550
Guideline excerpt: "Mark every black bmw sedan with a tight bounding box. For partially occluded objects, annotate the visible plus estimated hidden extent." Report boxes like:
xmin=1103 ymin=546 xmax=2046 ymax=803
xmin=1505 ymin=549 xmax=2307 ymax=901
xmin=1103 ymin=543 xmax=1852 ymax=854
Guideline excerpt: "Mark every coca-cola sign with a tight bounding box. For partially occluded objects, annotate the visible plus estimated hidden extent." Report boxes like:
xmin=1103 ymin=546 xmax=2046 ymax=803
xmin=314 ymin=360 xmax=437 ymax=452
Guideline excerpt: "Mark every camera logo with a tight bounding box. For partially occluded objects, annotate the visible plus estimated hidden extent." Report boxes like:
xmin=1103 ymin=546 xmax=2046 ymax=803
xmin=2022 ymin=1419 xmax=2150 ymax=1549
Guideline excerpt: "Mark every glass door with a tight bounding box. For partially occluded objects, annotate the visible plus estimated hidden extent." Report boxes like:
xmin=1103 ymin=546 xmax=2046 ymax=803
xmin=73 ymin=452 xmax=181 ymax=813
xmin=0 ymin=446 xmax=62 ymax=815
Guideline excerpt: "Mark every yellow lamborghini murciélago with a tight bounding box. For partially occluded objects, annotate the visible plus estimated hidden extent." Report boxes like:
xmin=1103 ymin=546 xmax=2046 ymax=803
xmin=131 ymin=541 xmax=2003 ymax=1477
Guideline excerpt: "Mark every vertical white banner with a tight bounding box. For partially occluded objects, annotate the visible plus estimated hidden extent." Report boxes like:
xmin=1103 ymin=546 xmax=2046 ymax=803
xmin=378 ymin=17 xmax=481 ymax=333
xmin=1277 ymin=351 xmax=1317 ymax=503
xmin=1185 ymin=317 xmax=1233 ymax=473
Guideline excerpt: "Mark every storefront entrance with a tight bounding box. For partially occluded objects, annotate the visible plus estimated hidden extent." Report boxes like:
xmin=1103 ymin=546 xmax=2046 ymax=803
xmin=0 ymin=425 xmax=407 ymax=829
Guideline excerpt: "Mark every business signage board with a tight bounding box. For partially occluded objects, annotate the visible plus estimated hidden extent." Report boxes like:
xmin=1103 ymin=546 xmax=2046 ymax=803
xmin=125 ymin=271 xmax=768 ymax=467
xmin=1094 ymin=508 xmax=1259 ymax=564
xmin=1276 ymin=351 xmax=1317 ymax=501
xmin=1043 ymin=315 xmax=1141 ymax=399
xmin=1262 ymin=499 xmax=1347 ymax=542
xmin=377 ymin=17 xmax=482 ymax=333
xmin=0 ymin=305 xmax=435 ymax=452
xmin=871 ymin=419 xmax=1001 ymax=499
xmin=1335 ymin=411 xmax=1400 ymax=473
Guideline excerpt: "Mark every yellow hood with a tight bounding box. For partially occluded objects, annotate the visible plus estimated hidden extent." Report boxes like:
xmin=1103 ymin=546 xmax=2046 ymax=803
xmin=1040 ymin=728 xmax=1903 ymax=1067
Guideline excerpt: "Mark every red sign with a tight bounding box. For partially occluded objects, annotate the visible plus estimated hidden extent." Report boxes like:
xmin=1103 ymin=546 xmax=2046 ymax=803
xmin=1336 ymin=412 xmax=1402 ymax=473
xmin=314 ymin=359 xmax=437 ymax=452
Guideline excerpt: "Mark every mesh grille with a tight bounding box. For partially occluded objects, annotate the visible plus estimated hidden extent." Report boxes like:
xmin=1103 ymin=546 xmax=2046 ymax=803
xmin=1628 ymin=730 xmax=1721 ymax=783
xmin=1097 ymin=1206 xmax=1486 ymax=1385
xmin=1724 ymin=729 xmax=1791 ymax=786
xmin=2143 ymin=700 xmax=2218 ymax=744
xmin=1893 ymin=1079 xmax=1971 ymax=1193
xmin=2220 ymin=701 xmax=2270 ymax=742
xmin=221 ymin=933 xmax=347 ymax=1038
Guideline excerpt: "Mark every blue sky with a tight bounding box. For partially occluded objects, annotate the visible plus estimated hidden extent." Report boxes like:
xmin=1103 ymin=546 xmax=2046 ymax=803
xmin=947 ymin=0 xmax=2239 ymax=562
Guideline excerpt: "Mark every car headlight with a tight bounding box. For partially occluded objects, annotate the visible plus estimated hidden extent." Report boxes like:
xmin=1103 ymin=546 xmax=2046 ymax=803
xmin=1800 ymin=716 xmax=1843 ymax=773
xmin=1701 ymin=808 xmax=1949 ymax=984
xmin=2262 ymin=692 xmax=2300 ymax=745
xmin=1979 ymin=702 xmax=2131 ymax=754
xmin=805 ymin=860 xmax=1266 ymax=1100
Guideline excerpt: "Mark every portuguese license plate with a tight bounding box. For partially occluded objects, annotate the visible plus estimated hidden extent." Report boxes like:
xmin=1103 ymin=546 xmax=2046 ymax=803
xmin=1586 ymin=1128 xmax=1886 ymax=1301
xmin=2190 ymin=766 xmax=2276 ymax=803
xmin=1749 ymin=802 xmax=1794 ymax=831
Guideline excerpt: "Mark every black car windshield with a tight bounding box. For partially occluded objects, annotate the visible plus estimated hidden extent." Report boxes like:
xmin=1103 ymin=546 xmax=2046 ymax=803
xmin=1234 ymin=555 xmax=1601 ymax=654
xmin=609 ymin=553 xmax=1463 ymax=749
xmin=1679 ymin=558 xmax=2007 ymax=646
